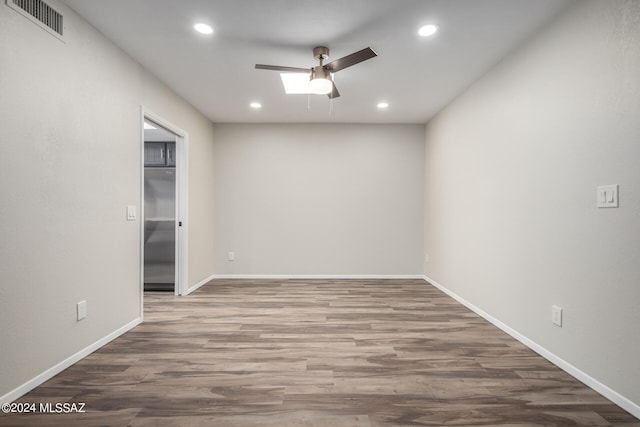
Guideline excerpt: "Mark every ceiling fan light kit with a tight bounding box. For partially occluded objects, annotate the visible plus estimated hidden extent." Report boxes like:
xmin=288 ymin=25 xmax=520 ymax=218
xmin=310 ymin=67 xmax=333 ymax=95
xmin=255 ymin=46 xmax=377 ymax=99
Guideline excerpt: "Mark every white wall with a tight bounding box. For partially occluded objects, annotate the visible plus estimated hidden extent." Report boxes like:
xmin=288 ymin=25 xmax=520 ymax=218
xmin=213 ymin=124 xmax=424 ymax=276
xmin=424 ymin=0 xmax=640 ymax=411
xmin=0 ymin=1 xmax=215 ymax=400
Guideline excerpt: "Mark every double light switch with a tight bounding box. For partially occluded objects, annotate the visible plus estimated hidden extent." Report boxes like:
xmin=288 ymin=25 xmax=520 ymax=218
xmin=127 ymin=205 xmax=137 ymax=220
xmin=597 ymin=185 xmax=618 ymax=208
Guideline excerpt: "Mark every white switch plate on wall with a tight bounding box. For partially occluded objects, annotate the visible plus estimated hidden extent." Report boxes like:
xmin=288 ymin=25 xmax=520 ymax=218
xmin=127 ymin=205 xmax=137 ymax=220
xmin=597 ymin=185 xmax=618 ymax=208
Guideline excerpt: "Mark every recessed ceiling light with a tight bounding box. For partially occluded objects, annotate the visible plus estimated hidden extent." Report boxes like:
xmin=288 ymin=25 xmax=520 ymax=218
xmin=250 ymin=102 xmax=262 ymax=109
xmin=194 ymin=23 xmax=213 ymax=35
xmin=418 ymin=24 xmax=438 ymax=37
xmin=377 ymin=102 xmax=389 ymax=109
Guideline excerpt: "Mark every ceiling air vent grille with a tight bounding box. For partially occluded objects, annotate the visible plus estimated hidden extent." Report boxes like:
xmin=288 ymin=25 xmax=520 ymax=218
xmin=6 ymin=0 xmax=64 ymax=40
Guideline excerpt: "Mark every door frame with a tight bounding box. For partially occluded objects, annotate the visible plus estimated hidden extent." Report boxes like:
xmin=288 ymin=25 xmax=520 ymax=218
xmin=140 ymin=107 xmax=189 ymax=314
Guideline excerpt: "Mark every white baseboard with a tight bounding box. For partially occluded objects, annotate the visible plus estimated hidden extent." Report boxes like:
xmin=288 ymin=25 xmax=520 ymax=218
xmin=0 ymin=317 xmax=141 ymax=404
xmin=182 ymin=274 xmax=425 ymax=295
xmin=422 ymin=275 xmax=640 ymax=420
xmin=183 ymin=273 xmax=217 ymax=295
xmin=210 ymin=274 xmax=425 ymax=280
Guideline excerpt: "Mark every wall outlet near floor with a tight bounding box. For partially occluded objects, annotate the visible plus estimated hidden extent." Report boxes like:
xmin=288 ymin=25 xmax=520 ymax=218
xmin=77 ymin=300 xmax=87 ymax=321
xmin=551 ymin=305 xmax=563 ymax=327
xmin=228 ymin=251 xmax=235 ymax=261
xmin=425 ymin=253 xmax=429 ymax=263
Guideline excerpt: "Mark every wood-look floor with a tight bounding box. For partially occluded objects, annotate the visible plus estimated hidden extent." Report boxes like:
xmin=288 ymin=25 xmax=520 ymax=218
xmin=1 ymin=279 xmax=638 ymax=426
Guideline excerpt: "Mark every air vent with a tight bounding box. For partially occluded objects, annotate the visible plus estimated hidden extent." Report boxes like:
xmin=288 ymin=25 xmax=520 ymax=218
xmin=6 ymin=0 xmax=64 ymax=41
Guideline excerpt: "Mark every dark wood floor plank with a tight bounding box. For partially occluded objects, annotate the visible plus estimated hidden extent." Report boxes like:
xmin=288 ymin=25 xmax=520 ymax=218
xmin=1 ymin=279 xmax=638 ymax=426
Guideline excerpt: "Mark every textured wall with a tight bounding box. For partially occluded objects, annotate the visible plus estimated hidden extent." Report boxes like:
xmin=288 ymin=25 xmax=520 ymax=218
xmin=213 ymin=124 xmax=425 ymax=276
xmin=0 ymin=0 xmax=215 ymax=399
xmin=424 ymin=0 xmax=640 ymax=409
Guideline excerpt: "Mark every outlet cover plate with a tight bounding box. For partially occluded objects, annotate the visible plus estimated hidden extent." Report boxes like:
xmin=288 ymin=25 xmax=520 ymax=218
xmin=552 ymin=305 xmax=563 ymax=327
xmin=77 ymin=300 xmax=87 ymax=321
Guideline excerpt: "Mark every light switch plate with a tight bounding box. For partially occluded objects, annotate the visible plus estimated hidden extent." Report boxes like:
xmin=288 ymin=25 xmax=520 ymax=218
xmin=597 ymin=185 xmax=618 ymax=208
xmin=127 ymin=205 xmax=137 ymax=220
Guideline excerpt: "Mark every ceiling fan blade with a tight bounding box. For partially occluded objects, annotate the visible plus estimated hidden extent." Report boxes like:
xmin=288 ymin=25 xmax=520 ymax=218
xmin=255 ymin=64 xmax=310 ymax=73
xmin=324 ymin=47 xmax=377 ymax=73
xmin=327 ymin=82 xmax=340 ymax=99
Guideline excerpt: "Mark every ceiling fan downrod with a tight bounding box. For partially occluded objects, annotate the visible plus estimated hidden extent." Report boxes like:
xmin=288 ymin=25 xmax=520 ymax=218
xmin=313 ymin=46 xmax=330 ymax=66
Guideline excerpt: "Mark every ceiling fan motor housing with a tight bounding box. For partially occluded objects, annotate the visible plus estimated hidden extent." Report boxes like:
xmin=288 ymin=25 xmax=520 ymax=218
xmin=313 ymin=46 xmax=330 ymax=61
xmin=311 ymin=66 xmax=331 ymax=81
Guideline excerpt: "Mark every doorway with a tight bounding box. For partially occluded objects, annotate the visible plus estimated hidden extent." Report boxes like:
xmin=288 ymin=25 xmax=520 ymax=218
xmin=140 ymin=109 xmax=188 ymax=302
xmin=143 ymin=120 xmax=176 ymax=292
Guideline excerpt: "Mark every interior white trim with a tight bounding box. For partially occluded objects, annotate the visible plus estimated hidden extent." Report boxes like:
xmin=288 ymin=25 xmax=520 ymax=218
xmin=212 ymin=275 xmax=425 ymax=280
xmin=139 ymin=108 xmax=146 ymax=320
xmin=422 ymin=275 xmax=640 ymax=419
xmin=182 ymin=274 xmax=425 ymax=295
xmin=183 ymin=273 xmax=217 ymax=295
xmin=0 ymin=318 xmax=141 ymax=404
xmin=175 ymin=133 xmax=189 ymax=296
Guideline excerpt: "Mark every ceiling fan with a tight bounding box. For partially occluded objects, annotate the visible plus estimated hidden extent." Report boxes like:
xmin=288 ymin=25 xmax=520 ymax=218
xmin=255 ymin=46 xmax=377 ymax=99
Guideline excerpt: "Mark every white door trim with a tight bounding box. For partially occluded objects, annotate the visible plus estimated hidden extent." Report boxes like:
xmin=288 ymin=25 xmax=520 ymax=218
xmin=140 ymin=107 xmax=189 ymax=309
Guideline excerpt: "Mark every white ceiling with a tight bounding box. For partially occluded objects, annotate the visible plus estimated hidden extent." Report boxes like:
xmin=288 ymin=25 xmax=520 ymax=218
xmin=63 ymin=0 xmax=571 ymax=124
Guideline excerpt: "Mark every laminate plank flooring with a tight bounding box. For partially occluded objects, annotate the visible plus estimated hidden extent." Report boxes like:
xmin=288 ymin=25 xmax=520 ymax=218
xmin=1 ymin=279 xmax=638 ymax=426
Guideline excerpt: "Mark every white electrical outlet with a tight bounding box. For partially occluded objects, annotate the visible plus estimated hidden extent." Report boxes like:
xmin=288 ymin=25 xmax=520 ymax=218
xmin=228 ymin=251 xmax=235 ymax=261
xmin=425 ymin=253 xmax=429 ymax=263
xmin=77 ymin=300 xmax=87 ymax=321
xmin=551 ymin=305 xmax=563 ymax=327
